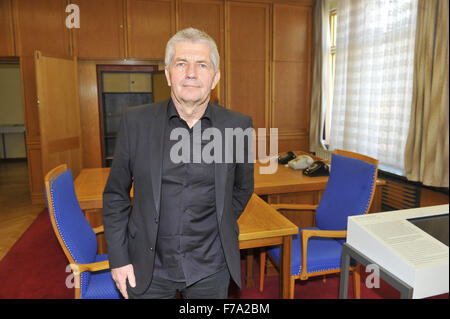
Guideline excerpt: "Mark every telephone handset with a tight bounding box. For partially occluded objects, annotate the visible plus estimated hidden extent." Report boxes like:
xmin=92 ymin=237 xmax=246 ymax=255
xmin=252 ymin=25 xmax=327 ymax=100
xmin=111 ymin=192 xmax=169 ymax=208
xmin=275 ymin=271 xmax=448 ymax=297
xmin=278 ymin=151 xmax=297 ymax=165
xmin=303 ymin=161 xmax=330 ymax=177
xmin=287 ymin=155 xmax=314 ymax=170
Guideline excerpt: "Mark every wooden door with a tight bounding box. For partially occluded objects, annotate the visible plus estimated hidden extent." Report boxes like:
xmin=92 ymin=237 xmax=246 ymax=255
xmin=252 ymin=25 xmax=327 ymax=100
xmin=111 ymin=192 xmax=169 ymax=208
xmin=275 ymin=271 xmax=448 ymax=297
xmin=34 ymin=51 xmax=83 ymax=179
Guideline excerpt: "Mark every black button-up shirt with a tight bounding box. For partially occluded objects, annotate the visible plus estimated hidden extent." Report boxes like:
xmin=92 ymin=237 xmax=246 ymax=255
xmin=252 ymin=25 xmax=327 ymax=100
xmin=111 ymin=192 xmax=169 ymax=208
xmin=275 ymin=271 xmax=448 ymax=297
xmin=153 ymin=100 xmax=226 ymax=286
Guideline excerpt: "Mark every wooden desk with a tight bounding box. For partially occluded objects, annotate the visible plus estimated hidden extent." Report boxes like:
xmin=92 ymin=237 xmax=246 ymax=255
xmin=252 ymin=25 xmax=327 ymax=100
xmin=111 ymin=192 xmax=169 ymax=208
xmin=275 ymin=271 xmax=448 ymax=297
xmin=254 ymin=152 xmax=385 ymax=228
xmin=74 ymin=153 xmax=384 ymax=214
xmin=73 ymin=167 xmax=111 ymax=210
xmin=238 ymin=194 xmax=298 ymax=298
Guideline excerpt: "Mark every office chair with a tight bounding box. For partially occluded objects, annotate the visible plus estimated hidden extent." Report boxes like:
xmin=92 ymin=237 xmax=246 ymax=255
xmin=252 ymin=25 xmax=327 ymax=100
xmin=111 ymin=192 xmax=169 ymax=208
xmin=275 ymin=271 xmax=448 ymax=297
xmin=44 ymin=164 xmax=120 ymax=299
xmin=260 ymin=149 xmax=378 ymax=299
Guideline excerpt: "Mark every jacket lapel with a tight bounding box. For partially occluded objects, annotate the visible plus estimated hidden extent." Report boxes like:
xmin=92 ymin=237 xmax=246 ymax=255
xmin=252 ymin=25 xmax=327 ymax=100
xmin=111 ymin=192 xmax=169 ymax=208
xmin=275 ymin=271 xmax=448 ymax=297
xmin=149 ymin=101 xmax=168 ymax=218
xmin=210 ymin=104 xmax=228 ymax=225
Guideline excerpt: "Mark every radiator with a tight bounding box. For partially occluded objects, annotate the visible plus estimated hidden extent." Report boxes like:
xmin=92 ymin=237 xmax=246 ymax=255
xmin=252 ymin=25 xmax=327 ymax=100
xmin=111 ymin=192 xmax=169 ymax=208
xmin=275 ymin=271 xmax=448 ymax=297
xmin=381 ymin=178 xmax=421 ymax=211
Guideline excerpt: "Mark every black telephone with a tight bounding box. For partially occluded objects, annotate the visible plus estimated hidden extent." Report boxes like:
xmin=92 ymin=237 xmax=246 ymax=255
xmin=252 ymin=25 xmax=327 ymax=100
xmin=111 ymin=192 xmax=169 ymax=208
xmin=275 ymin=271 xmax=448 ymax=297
xmin=278 ymin=151 xmax=297 ymax=165
xmin=303 ymin=161 xmax=330 ymax=177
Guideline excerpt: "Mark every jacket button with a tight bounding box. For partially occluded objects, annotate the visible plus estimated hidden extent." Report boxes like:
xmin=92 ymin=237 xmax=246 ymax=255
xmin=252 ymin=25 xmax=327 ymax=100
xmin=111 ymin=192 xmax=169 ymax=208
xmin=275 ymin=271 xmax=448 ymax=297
xmin=154 ymin=218 xmax=158 ymax=224
xmin=149 ymin=247 xmax=154 ymax=251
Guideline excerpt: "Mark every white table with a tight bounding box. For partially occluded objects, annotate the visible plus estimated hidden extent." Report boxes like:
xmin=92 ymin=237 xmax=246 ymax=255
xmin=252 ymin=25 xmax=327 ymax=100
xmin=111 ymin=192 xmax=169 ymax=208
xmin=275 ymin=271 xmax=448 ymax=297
xmin=340 ymin=204 xmax=449 ymax=299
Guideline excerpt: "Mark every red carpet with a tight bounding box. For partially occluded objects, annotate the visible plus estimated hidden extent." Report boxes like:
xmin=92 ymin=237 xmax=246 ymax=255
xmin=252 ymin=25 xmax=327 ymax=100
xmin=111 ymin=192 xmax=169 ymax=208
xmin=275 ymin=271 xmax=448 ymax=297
xmin=0 ymin=209 xmax=447 ymax=299
xmin=0 ymin=209 xmax=72 ymax=299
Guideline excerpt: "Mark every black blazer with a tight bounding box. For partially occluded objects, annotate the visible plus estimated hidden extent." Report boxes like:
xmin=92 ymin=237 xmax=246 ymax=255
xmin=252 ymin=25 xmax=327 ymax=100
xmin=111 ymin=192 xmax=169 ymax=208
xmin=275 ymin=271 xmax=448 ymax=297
xmin=102 ymin=99 xmax=254 ymax=295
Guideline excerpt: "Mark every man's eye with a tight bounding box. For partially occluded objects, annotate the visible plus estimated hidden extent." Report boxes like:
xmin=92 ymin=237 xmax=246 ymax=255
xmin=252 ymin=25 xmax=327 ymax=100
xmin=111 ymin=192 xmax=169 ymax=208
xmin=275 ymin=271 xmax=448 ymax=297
xmin=176 ymin=62 xmax=185 ymax=67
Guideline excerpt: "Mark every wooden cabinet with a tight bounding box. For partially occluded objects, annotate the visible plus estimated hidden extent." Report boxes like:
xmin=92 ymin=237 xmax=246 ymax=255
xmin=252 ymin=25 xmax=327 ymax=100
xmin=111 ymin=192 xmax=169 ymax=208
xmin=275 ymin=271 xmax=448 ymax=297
xmin=226 ymin=1 xmax=270 ymax=132
xmin=0 ymin=0 xmax=15 ymax=56
xmin=12 ymin=0 xmax=71 ymax=57
xmin=178 ymin=0 xmax=224 ymax=104
xmin=72 ymin=0 xmax=126 ymax=59
xmin=8 ymin=0 xmax=315 ymax=204
xmin=126 ymin=0 xmax=175 ymax=59
xmin=273 ymin=4 xmax=312 ymax=152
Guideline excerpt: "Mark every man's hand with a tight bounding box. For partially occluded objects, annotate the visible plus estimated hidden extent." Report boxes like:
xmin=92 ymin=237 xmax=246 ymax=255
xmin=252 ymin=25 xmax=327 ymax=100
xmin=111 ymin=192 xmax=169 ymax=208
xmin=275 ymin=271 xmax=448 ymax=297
xmin=111 ymin=264 xmax=136 ymax=299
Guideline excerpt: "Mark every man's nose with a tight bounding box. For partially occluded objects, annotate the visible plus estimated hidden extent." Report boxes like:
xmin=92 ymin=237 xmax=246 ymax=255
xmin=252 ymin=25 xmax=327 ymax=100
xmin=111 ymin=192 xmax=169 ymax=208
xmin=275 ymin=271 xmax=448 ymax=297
xmin=185 ymin=63 xmax=197 ymax=78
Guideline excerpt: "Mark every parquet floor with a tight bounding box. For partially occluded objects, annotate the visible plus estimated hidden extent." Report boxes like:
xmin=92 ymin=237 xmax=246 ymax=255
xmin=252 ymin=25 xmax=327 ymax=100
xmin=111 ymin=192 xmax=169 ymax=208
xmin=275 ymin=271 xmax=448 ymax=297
xmin=0 ymin=160 xmax=44 ymax=261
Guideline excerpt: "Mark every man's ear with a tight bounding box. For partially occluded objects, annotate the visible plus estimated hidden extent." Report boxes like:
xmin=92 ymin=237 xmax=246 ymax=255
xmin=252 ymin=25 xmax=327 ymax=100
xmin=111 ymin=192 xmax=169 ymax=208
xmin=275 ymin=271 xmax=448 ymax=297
xmin=211 ymin=70 xmax=220 ymax=90
xmin=164 ymin=68 xmax=172 ymax=87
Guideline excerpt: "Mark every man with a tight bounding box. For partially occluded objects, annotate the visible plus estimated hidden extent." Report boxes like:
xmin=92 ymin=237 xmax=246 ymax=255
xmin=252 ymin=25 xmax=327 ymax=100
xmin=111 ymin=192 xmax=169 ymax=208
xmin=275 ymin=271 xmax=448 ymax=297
xmin=103 ymin=28 xmax=254 ymax=299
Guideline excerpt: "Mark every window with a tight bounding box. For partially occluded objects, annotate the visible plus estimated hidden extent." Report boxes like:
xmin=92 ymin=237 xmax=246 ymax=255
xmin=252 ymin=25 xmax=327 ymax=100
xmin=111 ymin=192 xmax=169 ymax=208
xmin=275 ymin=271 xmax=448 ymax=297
xmin=323 ymin=9 xmax=337 ymax=146
xmin=323 ymin=0 xmax=418 ymax=176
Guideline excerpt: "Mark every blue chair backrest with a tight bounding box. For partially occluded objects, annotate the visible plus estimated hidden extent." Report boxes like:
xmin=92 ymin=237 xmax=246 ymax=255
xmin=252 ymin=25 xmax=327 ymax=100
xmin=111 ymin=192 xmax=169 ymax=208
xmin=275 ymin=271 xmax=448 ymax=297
xmin=46 ymin=169 xmax=98 ymax=297
xmin=315 ymin=154 xmax=376 ymax=231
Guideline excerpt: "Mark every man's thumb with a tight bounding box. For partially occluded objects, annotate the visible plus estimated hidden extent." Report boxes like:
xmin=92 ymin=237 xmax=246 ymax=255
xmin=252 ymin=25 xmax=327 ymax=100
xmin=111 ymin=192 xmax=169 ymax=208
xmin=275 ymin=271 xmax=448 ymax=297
xmin=128 ymin=272 xmax=136 ymax=288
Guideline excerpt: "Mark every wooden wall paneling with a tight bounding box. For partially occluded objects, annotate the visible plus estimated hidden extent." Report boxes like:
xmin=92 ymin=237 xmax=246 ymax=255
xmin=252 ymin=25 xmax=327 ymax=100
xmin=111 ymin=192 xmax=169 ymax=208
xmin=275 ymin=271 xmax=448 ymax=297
xmin=12 ymin=0 xmax=72 ymax=57
xmin=177 ymin=0 xmax=225 ymax=105
xmin=0 ymin=0 xmax=16 ymax=56
xmin=26 ymin=141 xmax=45 ymax=204
xmin=126 ymin=0 xmax=175 ymax=59
xmin=226 ymin=1 xmax=270 ymax=134
xmin=78 ymin=60 xmax=102 ymax=168
xmin=272 ymin=3 xmax=312 ymax=152
xmin=71 ymin=0 xmax=126 ymax=59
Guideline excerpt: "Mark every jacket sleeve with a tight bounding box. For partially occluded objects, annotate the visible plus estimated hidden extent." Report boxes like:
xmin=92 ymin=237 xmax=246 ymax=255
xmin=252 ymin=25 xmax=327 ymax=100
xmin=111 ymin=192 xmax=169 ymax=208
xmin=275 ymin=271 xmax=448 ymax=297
xmin=102 ymin=111 xmax=133 ymax=269
xmin=232 ymin=117 xmax=254 ymax=220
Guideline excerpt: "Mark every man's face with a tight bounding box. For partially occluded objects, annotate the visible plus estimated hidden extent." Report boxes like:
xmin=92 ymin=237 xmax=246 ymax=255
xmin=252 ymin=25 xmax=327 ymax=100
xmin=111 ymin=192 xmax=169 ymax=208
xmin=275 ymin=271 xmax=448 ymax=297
xmin=165 ymin=41 xmax=220 ymax=107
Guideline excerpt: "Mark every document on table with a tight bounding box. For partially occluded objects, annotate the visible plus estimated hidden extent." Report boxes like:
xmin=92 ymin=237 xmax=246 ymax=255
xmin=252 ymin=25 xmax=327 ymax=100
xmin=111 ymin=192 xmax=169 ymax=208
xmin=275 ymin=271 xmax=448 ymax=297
xmin=363 ymin=219 xmax=448 ymax=268
xmin=347 ymin=205 xmax=449 ymax=298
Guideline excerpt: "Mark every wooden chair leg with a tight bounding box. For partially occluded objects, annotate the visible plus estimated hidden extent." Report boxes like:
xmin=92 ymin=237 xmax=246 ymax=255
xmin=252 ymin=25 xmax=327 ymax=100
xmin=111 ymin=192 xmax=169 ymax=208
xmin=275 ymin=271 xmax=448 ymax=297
xmin=352 ymin=262 xmax=361 ymax=299
xmin=259 ymin=249 xmax=266 ymax=292
xmin=289 ymin=276 xmax=295 ymax=299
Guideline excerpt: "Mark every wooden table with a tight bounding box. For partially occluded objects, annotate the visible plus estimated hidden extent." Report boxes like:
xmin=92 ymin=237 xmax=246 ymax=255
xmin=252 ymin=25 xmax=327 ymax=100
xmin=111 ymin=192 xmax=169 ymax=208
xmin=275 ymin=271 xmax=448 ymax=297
xmin=238 ymin=194 xmax=298 ymax=298
xmin=74 ymin=154 xmax=384 ymax=212
xmin=254 ymin=152 xmax=385 ymax=226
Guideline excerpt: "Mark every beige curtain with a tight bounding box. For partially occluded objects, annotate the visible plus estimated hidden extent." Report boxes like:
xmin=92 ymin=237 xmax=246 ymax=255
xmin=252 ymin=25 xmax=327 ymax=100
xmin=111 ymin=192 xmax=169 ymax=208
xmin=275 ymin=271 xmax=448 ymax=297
xmin=404 ymin=0 xmax=449 ymax=187
xmin=309 ymin=0 xmax=329 ymax=153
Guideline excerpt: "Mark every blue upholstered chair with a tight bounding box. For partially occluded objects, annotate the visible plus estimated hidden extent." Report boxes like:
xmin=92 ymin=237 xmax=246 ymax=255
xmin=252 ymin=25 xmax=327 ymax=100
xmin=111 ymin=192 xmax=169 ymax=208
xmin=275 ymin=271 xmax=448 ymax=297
xmin=44 ymin=164 xmax=120 ymax=299
xmin=260 ymin=149 xmax=378 ymax=299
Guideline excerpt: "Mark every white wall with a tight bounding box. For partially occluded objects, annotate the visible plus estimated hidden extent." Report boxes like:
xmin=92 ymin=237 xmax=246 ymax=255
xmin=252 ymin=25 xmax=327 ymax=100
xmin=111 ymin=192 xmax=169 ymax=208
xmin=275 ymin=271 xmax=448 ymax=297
xmin=0 ymin=63 xmax=26 ymax=159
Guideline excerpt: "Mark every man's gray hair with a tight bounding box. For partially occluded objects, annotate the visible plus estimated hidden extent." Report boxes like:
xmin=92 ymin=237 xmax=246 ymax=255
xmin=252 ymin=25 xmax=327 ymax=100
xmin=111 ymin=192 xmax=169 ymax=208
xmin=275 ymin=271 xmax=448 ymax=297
xmin=165 ymin=27 xmax=220 ymax=73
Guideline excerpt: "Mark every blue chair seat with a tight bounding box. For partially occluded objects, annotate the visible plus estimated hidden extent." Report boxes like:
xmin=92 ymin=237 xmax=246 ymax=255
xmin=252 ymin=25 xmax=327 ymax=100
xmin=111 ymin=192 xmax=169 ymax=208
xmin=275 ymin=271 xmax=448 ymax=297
xmin=267 ymin=227 xmax=344 ymax=276
xmin=82 ymin=254 xmax=120 ymax=299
